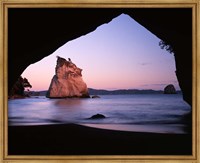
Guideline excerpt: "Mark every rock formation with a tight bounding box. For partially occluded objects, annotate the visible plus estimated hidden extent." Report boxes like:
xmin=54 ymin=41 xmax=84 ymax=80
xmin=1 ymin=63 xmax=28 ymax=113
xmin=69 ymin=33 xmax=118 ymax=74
xmin=88 ymin=114 xmax=106 ymax=119
xmin=91 ymin=95 xmax=100 ymax=98
xmin=164 ymin=84 xmax=177 ymax=94
xmin=46 ymin=56 xmax=90 ymax=98
xmin=9 ymin=76 xmax=32 ymax=98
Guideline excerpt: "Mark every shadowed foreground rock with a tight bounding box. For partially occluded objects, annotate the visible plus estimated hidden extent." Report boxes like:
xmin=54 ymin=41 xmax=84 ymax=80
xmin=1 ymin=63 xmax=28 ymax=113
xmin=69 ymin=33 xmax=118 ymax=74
xmin=91 ymin=95 xmax=101 ymax=98
xmin=89 ymin=114 xmax=106 ymax=119
xmin=46 ymin=56 xmax=90 ymax=98
xmin=9 ymin=76 xmax=32 ymax=98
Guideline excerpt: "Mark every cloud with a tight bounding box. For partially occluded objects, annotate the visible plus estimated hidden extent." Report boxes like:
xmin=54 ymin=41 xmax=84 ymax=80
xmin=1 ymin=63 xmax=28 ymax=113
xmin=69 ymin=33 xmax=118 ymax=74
xmin=141 ymin=83 xmax=168 ymax=87
xmin=139 ymin=62 xmax=151 ymax=66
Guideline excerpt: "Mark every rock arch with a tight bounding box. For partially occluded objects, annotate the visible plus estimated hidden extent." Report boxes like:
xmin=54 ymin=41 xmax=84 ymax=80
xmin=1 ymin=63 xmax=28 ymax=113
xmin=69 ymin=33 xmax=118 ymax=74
xmin=8 ymin=8 xmax=192 ymax=106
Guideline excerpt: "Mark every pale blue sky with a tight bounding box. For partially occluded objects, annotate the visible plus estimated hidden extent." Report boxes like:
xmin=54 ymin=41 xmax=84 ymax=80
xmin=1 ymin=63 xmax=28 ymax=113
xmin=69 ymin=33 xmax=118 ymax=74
xmin=22 ymin=14 xmax=180 ymax=91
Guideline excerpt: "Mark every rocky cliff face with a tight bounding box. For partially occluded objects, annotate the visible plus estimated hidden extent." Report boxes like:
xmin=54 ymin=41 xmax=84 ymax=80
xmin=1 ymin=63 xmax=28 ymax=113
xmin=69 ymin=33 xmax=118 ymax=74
xmin=9 ymin=76 xmax=32 ymax=98
xmin=46 ymin=56 xmax=90 ymax=98
xmin=164 ymin=84 xmax=177 ymax=94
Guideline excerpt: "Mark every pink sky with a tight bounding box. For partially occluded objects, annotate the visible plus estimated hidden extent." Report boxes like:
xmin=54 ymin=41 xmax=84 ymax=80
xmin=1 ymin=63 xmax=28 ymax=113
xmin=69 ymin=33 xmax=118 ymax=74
xmin=22 ymin=14 xmax=180 ymax=91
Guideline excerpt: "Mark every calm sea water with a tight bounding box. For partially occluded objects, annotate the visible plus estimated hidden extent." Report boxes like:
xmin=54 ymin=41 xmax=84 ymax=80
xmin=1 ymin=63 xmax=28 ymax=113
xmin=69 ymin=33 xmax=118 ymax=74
xmin=8 ymin=94 xmax=191 ymax=134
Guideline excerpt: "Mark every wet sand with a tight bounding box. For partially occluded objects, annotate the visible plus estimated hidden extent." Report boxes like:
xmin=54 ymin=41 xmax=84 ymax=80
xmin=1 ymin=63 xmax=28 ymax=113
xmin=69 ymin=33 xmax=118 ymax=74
xmin=8 ymin=124 xmax=192 ymax=155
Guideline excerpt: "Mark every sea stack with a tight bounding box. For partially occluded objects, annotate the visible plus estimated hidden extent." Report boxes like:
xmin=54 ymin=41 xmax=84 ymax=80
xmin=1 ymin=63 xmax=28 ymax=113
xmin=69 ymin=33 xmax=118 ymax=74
xmin=164 ymin=84 xmax=177 ymax=94
xmin=46 ymin=56 xmax=90 ymax=98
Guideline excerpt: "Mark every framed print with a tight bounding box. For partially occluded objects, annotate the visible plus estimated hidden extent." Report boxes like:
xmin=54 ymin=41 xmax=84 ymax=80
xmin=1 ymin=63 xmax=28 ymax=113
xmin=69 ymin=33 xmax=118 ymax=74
xmin=0 ymin=0 xmax=199 ymax=162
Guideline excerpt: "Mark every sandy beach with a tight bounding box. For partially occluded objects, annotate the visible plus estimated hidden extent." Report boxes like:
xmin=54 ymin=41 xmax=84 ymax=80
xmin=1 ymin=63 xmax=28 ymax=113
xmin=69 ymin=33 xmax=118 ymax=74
xmin=8 ymin=123 xmax=192 ymax=155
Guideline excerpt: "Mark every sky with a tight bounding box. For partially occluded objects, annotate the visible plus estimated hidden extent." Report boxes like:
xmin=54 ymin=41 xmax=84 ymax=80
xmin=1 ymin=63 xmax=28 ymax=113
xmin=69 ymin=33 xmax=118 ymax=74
xmin=22 ymin=14 xmax=180 ymax=91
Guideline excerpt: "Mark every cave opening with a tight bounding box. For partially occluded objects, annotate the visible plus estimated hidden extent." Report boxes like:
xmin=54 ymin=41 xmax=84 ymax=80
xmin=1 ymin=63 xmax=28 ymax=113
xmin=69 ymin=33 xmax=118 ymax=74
xmin=8 ymin=8 xmax=192 ymax=106
xmin=7 ymin=8 xmax=193 ymax=155
xmin=16 ymin=13 xmax=191 ymax=128
xmin=21 ymin=13 xmax=180 ymax=93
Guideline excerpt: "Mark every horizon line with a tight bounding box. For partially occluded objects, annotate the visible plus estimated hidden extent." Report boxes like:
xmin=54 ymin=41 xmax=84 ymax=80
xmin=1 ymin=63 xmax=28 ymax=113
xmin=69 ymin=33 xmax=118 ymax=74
xmin=27 ymin=88 xmax=182 ymax=92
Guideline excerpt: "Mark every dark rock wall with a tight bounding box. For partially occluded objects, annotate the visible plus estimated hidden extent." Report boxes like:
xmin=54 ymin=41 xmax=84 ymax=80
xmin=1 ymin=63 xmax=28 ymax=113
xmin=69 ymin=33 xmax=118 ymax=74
xmin=9 ymin=76 xmax=32 ymax=98
xmin=8 ymin=8 xmax=192 ymax=106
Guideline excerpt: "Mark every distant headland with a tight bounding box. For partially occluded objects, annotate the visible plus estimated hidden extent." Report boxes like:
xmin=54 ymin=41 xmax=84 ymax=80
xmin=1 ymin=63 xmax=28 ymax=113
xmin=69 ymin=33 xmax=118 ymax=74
xmin=27 ymin=88 xmax=182 ymax=96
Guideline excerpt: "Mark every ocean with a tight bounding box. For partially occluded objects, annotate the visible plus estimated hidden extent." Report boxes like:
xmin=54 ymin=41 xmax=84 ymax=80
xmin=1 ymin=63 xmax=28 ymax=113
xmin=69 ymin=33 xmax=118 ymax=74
xmin=8 ymin=94 xmax=191 ymax=134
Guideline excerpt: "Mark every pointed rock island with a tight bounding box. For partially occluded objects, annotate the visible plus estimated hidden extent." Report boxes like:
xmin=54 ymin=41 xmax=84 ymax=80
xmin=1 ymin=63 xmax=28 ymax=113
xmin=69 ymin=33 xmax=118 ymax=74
xmin=46 ymin=56 xmax=90 ymax=98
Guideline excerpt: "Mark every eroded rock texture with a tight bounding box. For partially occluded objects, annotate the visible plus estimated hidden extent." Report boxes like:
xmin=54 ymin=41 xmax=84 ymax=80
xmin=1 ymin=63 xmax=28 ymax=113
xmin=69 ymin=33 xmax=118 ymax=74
xmin=46 ymin=56 xmax=89 ymax=98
